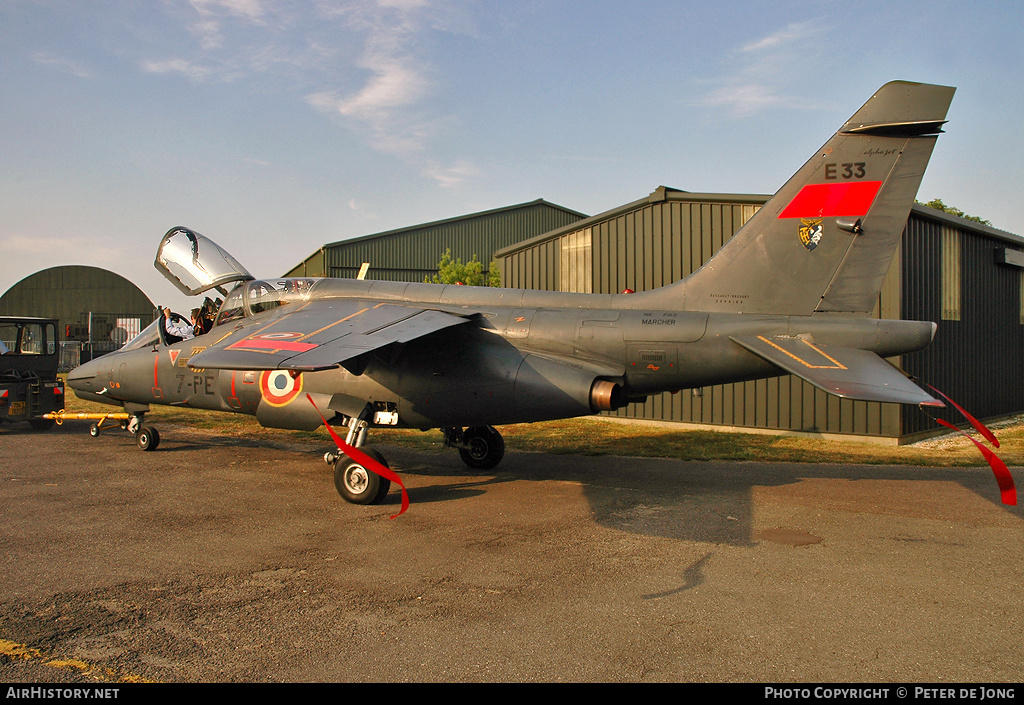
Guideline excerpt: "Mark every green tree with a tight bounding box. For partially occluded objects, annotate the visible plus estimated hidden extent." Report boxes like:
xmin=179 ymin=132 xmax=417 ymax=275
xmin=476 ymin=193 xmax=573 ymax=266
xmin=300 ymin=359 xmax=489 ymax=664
xmin=487 ymin=258 xmax=501 ymax=288
xmin=919 ymin=198 xmax=992 ymax=227
xmin=427 ymin=249 xmax=500 ymax=287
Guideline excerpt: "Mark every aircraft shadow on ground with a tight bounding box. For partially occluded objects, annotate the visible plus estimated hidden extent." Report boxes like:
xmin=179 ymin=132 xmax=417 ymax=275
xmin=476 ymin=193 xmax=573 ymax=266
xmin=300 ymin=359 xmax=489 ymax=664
xmin=374 ymin=445 xmax=1024 ymax=547
xmin=13 ymin=421 xmax=1019 ymax=548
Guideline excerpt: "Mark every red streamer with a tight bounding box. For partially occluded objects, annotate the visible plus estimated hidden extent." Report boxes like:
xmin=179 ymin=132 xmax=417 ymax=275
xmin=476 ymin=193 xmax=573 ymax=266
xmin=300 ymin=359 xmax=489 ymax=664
xmin=927 ymin=385 xmax=1000 ymax=448
xmin=307 ymin=394 xmax=409 ymax=518
xmin=934 ymin=418 xmax=1016 ymax=506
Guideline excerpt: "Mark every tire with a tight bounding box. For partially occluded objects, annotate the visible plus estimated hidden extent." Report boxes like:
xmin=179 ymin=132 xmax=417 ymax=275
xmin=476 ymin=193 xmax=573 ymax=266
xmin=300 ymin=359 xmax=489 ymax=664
xmin=334 ymin=448 xmax=391 ymax=505
xmin=89 ymin=424 xmax=100 ymax=437
xmin=28 ymin=418 xmax=55 ymax=431
xmin=458 ymin=425 xmax=505 ymax=469
xmin=137 ymin=426 xmax=160 ymax=451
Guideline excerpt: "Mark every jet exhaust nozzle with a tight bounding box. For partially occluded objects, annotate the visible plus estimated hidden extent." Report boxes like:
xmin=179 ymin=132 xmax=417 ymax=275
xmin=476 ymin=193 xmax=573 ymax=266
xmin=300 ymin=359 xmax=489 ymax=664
xmin=590 ymin=380 xmax=625 ymax=412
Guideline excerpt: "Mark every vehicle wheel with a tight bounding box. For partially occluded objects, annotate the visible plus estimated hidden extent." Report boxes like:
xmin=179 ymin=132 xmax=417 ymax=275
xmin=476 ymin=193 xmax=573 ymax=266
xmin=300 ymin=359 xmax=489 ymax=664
xmin=458 ymin=425 xmax=505 ymax=469
xmin=334 ymin=448 xmax=391 ymax=505
xmin=137 ymin=426 xmax=160 ymax=451
xmin=28 ymin=418 xmax=55 ymax=431
xmin=89 ymin=424 xmax=100 ymax=437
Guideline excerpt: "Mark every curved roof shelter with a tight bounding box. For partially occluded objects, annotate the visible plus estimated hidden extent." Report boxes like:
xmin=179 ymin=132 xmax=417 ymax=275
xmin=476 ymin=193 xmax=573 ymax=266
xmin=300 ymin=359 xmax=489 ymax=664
xmin=0 ymin=265 xmax=156 ymax=346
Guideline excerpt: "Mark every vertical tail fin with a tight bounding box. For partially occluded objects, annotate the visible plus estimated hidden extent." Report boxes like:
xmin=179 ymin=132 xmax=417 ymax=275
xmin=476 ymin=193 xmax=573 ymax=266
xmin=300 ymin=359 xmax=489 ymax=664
xmin=650 ymin=81 xmax=955 ymax=315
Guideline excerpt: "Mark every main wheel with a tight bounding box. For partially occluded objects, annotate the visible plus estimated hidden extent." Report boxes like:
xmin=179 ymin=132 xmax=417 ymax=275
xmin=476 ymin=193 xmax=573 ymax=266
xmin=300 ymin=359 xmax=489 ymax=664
xmin=334 ymin=448 xmax=391 ymax=505
xmin=136 ymin=426 xmax=160 ymax=451
xmin=458 ymin=425 xmax=505 ymax=469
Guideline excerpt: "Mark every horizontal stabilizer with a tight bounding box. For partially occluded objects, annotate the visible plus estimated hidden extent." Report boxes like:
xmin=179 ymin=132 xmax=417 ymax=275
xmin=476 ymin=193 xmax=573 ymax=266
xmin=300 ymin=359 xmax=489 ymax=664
xmin=731 ymin=335 xmax=943 ymax=406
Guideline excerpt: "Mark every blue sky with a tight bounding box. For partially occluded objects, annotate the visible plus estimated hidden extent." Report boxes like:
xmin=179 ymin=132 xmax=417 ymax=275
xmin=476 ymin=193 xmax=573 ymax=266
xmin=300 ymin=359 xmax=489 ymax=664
xmin=2 ymin=0 xmax=1022 ymax=308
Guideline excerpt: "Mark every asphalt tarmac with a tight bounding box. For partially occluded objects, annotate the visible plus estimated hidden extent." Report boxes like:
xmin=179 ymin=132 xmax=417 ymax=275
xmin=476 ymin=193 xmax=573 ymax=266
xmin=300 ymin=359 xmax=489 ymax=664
xmin=1 ymin=420 xmax=1022 ymax=683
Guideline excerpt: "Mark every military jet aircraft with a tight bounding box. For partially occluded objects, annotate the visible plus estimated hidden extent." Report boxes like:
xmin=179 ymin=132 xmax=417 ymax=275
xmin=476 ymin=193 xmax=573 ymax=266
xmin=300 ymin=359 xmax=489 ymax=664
xmin=68 ymin=80 xmax=961 ymax=508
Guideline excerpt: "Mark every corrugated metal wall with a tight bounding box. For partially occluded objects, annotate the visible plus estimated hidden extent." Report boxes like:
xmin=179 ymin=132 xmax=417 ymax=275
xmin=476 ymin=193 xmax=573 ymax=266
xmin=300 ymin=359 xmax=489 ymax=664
xmin=591 ymin=195 xmax=900 ymax=437
xmin=307 ymin=200 xmax=585 ymax=283
xmin=900 ymin=214 xmax=1024 ymax=438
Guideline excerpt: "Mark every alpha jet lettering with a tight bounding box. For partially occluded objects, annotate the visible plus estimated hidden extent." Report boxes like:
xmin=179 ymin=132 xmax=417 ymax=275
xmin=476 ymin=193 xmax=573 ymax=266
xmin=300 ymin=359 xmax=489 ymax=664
xmin=68 ymin=81 xmax=954 ymax=508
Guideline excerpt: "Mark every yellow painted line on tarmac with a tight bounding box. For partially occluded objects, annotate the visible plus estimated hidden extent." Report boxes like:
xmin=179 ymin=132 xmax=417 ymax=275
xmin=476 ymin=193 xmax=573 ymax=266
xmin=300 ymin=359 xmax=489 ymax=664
xmin=0 ymin=638 xmax=154 ymax=683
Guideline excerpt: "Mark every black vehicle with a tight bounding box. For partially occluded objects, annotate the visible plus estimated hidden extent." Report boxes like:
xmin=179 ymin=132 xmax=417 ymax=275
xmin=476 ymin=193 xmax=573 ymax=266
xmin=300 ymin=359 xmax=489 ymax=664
xmin=0 ymin=316 xmax=64 ymax=429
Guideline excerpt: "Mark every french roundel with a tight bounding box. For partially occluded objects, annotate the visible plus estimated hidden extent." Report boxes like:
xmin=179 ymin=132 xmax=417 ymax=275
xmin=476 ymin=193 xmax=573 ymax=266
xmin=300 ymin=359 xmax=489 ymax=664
xmin=259 ymin=370 xmax=303 ymax=407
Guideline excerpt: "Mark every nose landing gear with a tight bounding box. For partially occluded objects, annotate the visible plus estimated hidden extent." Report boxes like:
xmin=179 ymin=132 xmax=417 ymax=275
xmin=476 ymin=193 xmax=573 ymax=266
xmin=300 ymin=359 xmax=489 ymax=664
xmin=81 ymin=411 xmax=160 ymax=451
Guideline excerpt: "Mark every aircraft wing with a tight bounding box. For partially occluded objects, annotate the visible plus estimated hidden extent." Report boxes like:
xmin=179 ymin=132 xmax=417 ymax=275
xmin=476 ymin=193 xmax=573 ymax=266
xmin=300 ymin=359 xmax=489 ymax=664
xmin=189 ymin=299 xmax=474 ymax=372
xmin=731 ymin=335 xmax=943 ymax=406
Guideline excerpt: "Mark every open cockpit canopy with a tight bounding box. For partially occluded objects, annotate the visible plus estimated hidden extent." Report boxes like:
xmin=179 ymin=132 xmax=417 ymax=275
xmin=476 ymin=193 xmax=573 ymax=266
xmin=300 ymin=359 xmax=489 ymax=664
xmin=155 ymin=227 xmax=254 ymax=296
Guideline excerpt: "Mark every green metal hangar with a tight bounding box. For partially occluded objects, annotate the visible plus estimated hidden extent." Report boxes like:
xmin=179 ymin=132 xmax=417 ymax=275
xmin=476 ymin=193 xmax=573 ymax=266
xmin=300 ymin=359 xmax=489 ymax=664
xmin=494 ymin=186 xmax=1024 ymax=443
xmin=284 ymin=199 xmax=587 ymax=281
xmin=0 ymin=265 xmax=156 ymax=365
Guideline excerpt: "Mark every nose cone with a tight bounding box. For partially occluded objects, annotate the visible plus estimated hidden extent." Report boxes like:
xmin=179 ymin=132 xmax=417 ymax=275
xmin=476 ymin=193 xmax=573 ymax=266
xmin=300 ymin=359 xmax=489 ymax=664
xmin=67 ymin=356 xmax=116 ymax=404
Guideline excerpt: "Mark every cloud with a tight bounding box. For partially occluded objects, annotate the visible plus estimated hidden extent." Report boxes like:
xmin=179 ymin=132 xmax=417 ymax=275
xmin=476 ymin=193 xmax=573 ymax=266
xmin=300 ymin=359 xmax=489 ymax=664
xmin=305 ymin=0 xmax=437 ymax=154
xmin=692 ymin=83 xmax=793 ymax=117
xmin=142 ymin=0 xmax=477 ymax=182
xmin=301 ymin=1 xmax=483 ymax=182
xmin=740 ymin=20 xmax=821 ymax=53
xmin=188 ymin=0 xmax=268 ymax=49
xmin=141 ymin=58 xmax=214 ymax=82
xmin=142 ymin=0 xmax=276 ymax=79
xmin=690 ymin=19 xmax=830 ymax=117
xmin=337 ymin=55 xmax=428 ymax=123
xmin=32 ymin=52 xmax=92 ymax=79
xmin=347 ymin=198 xmax=380 ymax=220
xmin=423 ymin=159 xmax=481 ymax=188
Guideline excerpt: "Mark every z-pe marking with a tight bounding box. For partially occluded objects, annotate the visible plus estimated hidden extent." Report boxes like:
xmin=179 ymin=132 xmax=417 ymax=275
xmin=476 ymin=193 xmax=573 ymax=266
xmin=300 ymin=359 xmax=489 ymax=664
xmin=0 ymin=638 xmax=153 ymax=682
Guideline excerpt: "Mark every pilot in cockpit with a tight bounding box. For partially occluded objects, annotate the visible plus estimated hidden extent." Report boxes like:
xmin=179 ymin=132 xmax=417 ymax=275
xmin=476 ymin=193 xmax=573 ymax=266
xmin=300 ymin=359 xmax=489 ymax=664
xmin=162 ymin=307 xmax=195 ymax=343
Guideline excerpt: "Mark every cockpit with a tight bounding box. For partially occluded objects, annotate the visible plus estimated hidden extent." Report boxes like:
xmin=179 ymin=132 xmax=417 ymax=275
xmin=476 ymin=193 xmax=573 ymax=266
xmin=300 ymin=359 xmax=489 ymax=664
xmin=120 ymin=277 xmax=320 ymax=352
xmin=213 ymin=279 xmax=317 ymax=328
xmin=149 ymin=226 xmax=320 ymax=340
xmin=121 ymin=317 xmax=169 ymax=352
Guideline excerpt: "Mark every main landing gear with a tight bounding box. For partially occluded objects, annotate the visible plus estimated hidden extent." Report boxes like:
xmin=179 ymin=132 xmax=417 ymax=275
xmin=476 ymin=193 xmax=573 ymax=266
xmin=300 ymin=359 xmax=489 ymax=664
xmin=323 ymin=417 xmax=507 ymax=506
xmin=323 ymin=409 xmax=391 ymax=506
xmin=443 ymin=426 xmax=505 ymax=470
xmin=86 ymin=412 xmax=160 ymax=451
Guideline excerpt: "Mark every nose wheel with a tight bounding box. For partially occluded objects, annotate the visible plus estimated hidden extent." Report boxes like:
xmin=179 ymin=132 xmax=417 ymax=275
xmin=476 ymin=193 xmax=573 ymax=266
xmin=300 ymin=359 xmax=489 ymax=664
xmin=136 ymin=425 xmax=160 ymax=451
xmin=332 ymin=448 xmax=391 ymax=505
xmin=82 ymin=412 xmax=159 ymax=451
xmin=127 ymin=413 xmax=160 ymax=451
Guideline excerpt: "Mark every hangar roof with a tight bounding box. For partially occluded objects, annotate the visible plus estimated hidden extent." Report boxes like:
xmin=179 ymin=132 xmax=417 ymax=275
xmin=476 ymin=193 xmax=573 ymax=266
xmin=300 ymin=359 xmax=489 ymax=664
xmin=494 ymin=186 xmax=1024 ymax=258
xmin=494 ymin=187 xmax=768 ymax=258
xmin=284 ymin=198 xmax=587 ymax=281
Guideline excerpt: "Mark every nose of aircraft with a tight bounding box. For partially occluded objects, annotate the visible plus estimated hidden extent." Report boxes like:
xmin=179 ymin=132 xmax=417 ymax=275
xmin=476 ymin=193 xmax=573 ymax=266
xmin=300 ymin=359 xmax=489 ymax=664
xmin=66 ymin=356 xmax=114 ymax=402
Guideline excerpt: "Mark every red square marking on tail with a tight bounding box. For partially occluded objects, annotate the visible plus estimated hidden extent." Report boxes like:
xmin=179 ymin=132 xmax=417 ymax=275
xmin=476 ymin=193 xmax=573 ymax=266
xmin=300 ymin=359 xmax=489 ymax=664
xmin=778 ymin=181 xmax=883 ymax=219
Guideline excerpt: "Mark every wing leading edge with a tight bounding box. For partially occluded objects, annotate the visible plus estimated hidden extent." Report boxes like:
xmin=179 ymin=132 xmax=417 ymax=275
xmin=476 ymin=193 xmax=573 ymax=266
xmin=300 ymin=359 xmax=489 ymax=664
xmin=189 ymin=299 xmax=474 ymax=372
xmin=731 ymin=335 xmax=943 ymax=407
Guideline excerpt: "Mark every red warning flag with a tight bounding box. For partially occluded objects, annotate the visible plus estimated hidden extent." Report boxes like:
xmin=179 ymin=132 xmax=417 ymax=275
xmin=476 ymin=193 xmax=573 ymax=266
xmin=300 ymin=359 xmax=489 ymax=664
xmin=307 ymin=394 xmax=409 ymax=518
